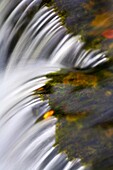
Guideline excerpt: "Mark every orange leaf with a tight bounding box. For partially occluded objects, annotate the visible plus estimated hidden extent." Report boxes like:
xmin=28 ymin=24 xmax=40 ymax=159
xmin=91 ymin=13 xmax=111 ymax=28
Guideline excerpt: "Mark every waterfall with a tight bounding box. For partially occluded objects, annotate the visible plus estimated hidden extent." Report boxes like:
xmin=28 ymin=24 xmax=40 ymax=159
xmin=0 ymin=0 xmax=111 ymax=169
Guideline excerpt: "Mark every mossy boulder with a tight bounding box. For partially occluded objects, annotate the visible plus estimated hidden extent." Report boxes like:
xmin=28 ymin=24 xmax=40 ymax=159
xmin=35 ymin=68 xmax=113 ymax=169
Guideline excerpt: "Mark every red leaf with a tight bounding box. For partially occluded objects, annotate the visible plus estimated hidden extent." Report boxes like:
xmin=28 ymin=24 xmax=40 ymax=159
xmin=102 ymin=29 xmax=113 ymax=39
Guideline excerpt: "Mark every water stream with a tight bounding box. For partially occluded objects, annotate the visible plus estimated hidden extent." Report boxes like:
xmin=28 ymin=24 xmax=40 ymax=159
xmin=0 ymin=0 xmax=112 ymax=170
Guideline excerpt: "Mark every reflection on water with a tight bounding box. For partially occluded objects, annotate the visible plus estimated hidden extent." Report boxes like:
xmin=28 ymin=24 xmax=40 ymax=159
xmin=0 ymin=0 xmax=113 ymax=170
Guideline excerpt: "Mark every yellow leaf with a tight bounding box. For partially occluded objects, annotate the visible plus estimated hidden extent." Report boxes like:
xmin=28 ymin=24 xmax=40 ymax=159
xmin=43 ymin=110 xmax=54 ymax=119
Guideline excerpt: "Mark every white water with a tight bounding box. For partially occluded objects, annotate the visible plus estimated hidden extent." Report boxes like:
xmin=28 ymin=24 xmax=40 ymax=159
xmin=0 ymin=0 xmax=108 ymax=169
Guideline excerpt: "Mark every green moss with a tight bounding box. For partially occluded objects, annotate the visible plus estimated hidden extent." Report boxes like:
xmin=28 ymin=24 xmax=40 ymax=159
xmin=83 ymin=35 xmax=105 ymax=50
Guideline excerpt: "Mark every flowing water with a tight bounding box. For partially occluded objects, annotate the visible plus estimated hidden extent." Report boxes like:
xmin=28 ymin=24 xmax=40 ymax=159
xmin=0 ymin=0 xmax=112 ymax=170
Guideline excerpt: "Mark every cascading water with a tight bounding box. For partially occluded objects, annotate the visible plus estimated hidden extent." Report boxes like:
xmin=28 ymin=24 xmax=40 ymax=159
xmin=0 ymin=0 xmax=112 ymax=170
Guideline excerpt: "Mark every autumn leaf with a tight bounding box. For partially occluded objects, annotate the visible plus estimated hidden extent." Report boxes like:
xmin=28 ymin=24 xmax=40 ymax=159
xmin=43 ymin=110 xmax=54 ymax=119
xmin=91 ymin=13 xmax=112 ymax=28
xmin=102 ymin=29 xmax=113 ymax=39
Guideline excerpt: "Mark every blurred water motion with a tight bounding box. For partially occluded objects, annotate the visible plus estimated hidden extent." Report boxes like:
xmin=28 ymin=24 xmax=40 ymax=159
xmin=0 ymin=0 xmax=113 ymax=170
